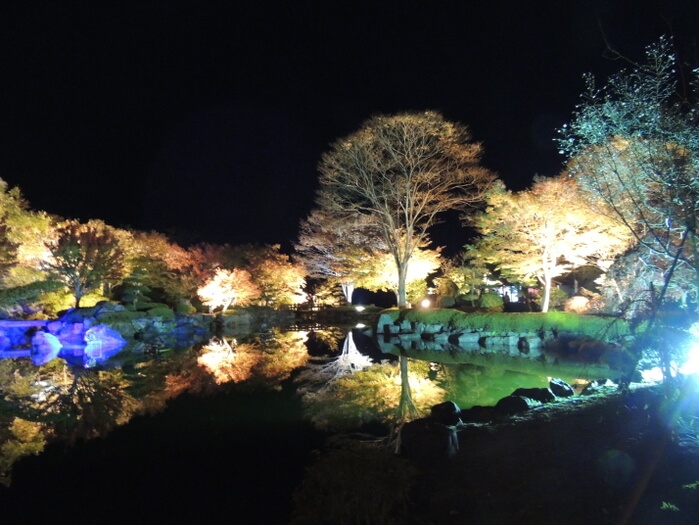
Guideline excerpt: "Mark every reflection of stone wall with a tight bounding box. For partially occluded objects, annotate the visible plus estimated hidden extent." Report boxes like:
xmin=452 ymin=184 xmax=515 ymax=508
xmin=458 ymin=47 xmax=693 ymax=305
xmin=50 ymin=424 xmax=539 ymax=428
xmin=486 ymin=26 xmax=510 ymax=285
xmin=217 ymin=307 xmax=295 ymax=332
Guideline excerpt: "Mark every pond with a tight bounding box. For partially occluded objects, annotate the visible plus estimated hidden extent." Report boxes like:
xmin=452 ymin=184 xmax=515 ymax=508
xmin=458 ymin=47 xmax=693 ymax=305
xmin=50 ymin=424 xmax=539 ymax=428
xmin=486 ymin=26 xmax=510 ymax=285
xmin=0 ymin=324 xmax=570 ymax=523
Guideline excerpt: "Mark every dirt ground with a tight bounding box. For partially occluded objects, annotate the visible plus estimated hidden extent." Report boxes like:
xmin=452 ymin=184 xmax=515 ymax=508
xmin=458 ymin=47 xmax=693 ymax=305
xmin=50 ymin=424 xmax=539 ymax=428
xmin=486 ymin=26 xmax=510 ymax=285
xmin=404 ymin=381 xmax=699 ymax=525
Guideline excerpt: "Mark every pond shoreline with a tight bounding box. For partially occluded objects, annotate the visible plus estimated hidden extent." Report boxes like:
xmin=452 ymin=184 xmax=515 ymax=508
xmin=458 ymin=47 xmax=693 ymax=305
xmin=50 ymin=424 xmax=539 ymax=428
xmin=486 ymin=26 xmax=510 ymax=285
xmin=399 ymin=381 xmax=699 ymax=524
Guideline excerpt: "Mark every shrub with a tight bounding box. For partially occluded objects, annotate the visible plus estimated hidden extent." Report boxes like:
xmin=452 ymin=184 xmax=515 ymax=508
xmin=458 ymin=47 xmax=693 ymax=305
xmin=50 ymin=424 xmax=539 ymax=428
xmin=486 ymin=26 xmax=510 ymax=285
xmin=146 ymin=305 xmax=176 ymax=320
xmin=549 ymin=287 xmax=569 ymax=310
xmin=479 ymin=291 xmax=504 ymax=312
xmin=0 ymin=281 xmax=64 ymax=307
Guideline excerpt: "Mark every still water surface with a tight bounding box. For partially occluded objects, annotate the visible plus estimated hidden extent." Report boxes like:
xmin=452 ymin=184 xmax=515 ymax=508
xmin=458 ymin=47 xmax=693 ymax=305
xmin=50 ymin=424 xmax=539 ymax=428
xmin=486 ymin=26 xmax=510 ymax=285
xmin=0 ymin=325 xmax=548 ymax=523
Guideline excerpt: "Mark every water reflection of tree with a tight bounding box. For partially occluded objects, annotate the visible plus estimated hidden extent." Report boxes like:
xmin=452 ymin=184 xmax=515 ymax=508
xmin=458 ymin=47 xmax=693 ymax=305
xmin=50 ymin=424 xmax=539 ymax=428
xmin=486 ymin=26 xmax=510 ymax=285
xmin=299 ymin=356 xmax=444 ymax=432
xmin=293 ymin=356 xmax=442 ymax=524
xmin=0 ymin=359 xmax=140 ymax=483
xmin=0 ymin=418 xmax=45 ymax=486
xmin=304 ymin=327 xmax=345 ymax=357
xmin=297 ymin=331 xmax=373 ymax=386
xmin=0 ymin=358 xmax=67 ymax=484
xmin=51 ymin=368 xmax=139 ymax=441
xmin=196 ymin=331 xmax=310 ymax=389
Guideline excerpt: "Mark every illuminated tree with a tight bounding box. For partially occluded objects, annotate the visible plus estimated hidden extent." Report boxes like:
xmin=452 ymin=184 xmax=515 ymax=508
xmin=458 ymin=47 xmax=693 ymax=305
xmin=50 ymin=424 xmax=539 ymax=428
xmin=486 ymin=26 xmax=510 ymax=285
xmin=295 ymin=209 xmax=386 ymax=302
xmin=197 ymin=267 xmax=260 ymax=313
xmin=438 ymin=252 xmax=493 ymax=303
xmin=313 ymin=111 xmax=495 ymax=307
xmin=471 ymin=175 xmax=631 ymax=312
xmin=0 ymin=179 xmax=54 ymax=288
xmin=353 ymin=246 xmax=441 ymax=305
xmin=559 ymin=37 xmax=699 ymax=317
xmin=121 ymin=230 xmax=198 ymax=305
xmin=0 ymin=221 xmax=17 ymax=283
xmin=242 ymin=244 xmax=306 ymax=307
xmin=43 ymin=219 xmax=125 ymax=307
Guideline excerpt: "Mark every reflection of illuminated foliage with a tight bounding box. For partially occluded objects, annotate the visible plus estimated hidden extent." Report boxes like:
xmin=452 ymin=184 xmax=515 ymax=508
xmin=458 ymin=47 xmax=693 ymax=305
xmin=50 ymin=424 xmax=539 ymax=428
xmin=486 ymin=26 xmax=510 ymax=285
xmin=298 ymin=332 xmax=372 ymax=384
xmin=134 ymin=349 xmax=216 ymax=411
xmin=0 ymin=418 xmax=46 ymax=486
xmin=197 ymin=332 xmax=310 ymax=388
xmin=0 ymin=360 xmax=142 ymax=484
xmin=197 ymin=339 xmax=260 ymax=384
xmin=305 ymin=327 xmax=346 ymax=355
xmin=292 ymin=440 xmax=419 ymax=525
xmin=197 ymin=268 xmax=260 ymax=313
xmin=253 ymin=331 xmax=310 ymax=386
xmin=300 ymin=360 xmax=444 ymax=431
xmin=53 ymin=369 xmax=139 ymax=441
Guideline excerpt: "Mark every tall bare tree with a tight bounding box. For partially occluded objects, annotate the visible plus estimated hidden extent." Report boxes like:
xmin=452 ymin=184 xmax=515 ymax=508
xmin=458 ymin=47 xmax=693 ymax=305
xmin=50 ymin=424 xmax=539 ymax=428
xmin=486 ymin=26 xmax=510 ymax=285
xmin=313 ymin=111 xmax=495 ymax=307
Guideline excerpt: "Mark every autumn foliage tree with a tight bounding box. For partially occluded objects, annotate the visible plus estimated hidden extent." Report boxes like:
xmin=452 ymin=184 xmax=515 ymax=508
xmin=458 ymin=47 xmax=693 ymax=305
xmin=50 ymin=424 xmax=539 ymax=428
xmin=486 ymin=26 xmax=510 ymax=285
xmin=243 ymin=244 xmax=306 ymax=307
xmin=559 ymin=37 xmax=699 ymax=316
xmin=197 ymin=267 xmax=260 ymax=313
xmin=295 ymin=208 xmax=386 ymax=302
xmin=43 ymin=220 xmax=125 ymax=307
xmin=471 ymin=175 xmax=631 ymax=312
xmin=311 ymin=111 xmax=495 ymax=307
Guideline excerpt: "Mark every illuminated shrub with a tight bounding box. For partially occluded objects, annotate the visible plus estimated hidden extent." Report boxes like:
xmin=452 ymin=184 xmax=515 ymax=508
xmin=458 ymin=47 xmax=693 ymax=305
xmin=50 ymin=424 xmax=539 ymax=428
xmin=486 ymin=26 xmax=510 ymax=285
xmin=479 ymin=291 xmax=504 ymax=312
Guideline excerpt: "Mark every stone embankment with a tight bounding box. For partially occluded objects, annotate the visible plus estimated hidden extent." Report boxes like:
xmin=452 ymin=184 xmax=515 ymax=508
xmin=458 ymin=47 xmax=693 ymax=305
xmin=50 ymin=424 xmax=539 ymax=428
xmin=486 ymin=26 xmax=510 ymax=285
xmin=375 ymin=310 xmax=636 ymax=379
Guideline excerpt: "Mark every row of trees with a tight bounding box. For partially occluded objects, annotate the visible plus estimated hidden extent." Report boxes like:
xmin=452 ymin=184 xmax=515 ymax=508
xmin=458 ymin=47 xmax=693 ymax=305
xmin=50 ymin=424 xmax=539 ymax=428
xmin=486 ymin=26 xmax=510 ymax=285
xmin=2 ymin=38 xmax=696 ymax=334
xmin=297 ymin=38 xmax=699 ymax=330
xmin=0 ymin=184 xmax=305 ymax=315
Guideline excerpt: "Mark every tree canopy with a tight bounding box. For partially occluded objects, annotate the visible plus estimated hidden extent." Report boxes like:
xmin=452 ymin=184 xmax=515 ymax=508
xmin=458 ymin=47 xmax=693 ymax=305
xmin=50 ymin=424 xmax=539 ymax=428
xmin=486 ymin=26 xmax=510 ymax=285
xmin=43 ymin=219 xmax=125 ymax=307
xmin=558 ymin=36 xmax=699 ymax=315
xmin=311 ymin=111 xmax=495 ymax=307
xmin=470 ymin=175 xmax=631 ymax=312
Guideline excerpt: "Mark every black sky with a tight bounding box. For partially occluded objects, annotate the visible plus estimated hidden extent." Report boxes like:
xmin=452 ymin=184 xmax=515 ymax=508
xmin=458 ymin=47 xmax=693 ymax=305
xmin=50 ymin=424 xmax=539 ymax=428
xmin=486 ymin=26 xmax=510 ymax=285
xmin=1 ymin=0 xmax=698 ymax=250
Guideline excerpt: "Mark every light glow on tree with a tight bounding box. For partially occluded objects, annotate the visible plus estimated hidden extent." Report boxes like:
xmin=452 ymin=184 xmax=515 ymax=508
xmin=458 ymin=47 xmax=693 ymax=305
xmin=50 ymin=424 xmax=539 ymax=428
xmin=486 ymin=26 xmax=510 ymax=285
xmin=197 ymin=267 xmax=260 ymax=313
xmin=471 ymin=175 xmax=631 ymax=312
xmin=311 ymin=111 xmax=495 ymax=307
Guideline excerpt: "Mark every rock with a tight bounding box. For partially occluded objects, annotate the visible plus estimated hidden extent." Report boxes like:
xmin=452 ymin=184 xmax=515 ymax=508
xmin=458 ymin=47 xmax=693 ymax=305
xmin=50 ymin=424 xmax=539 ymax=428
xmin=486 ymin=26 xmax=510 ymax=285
xmin=460 ymin=405 xmax=498 ymax=423
xmin=511 ymin=387 xmax=556 ymax=403
xmin=31 ymin=331 xmax=62 ymax=365
xmin=581 ymin=378 xmax=617 ymax=395
xmin=495 ymin=395 xmax=542 ymax=415
xmin=430 ymin=400 xmax=462 ymax=426
xmin=400 ymin=418 xmax=460 ymax=462
xmin=549 ymin=377 xmax=575 ymax=397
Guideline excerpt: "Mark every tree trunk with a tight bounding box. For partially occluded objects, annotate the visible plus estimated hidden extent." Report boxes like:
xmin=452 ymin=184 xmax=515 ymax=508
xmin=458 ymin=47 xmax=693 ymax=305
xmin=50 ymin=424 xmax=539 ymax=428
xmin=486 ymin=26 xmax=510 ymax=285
xmin=541 ymin=276 xmax=551 ymax=313
xmin=396 ymin=261 xmax=409 ymax=308
xmin=390 ymin=354 xmax=421 ymax=454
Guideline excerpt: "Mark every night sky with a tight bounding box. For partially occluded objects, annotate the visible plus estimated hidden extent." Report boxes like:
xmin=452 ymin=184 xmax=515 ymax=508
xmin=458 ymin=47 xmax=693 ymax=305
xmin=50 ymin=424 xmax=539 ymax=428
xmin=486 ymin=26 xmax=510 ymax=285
xmin=1 ymin=0 xmax=698 ymax=251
